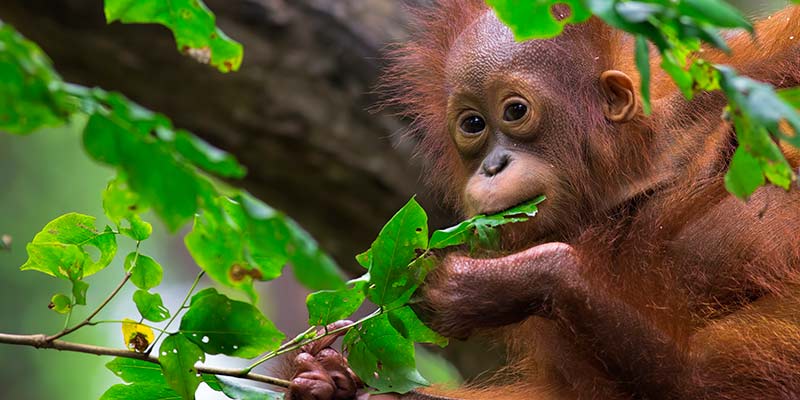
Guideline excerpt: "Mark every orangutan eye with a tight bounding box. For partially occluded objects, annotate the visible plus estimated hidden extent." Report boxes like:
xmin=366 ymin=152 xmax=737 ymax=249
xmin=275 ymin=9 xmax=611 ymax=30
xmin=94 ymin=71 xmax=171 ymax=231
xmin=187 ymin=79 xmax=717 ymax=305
xmin=503 ymin=102 xmax=528 ymax=122
xmin=460 ymin=115 xmax=486 ymax=135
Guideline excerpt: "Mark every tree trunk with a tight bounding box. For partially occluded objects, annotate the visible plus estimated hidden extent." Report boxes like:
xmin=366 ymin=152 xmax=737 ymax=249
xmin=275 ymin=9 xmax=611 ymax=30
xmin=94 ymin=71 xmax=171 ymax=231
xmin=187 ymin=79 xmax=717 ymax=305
xmin=0 ymin=0 xmax=453 ymax=273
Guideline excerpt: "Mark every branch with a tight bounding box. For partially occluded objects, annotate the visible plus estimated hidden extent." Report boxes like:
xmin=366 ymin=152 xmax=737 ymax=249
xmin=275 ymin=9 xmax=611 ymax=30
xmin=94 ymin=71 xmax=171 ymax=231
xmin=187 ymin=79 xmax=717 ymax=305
xmin=0 ymin=333 xmax=291 ymax=388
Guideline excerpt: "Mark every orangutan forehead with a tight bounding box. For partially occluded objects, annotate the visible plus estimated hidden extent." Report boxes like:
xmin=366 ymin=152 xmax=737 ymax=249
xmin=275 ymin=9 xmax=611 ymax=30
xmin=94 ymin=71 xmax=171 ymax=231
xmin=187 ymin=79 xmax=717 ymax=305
xmin=444 ymin=11 xmax=596 ymax=94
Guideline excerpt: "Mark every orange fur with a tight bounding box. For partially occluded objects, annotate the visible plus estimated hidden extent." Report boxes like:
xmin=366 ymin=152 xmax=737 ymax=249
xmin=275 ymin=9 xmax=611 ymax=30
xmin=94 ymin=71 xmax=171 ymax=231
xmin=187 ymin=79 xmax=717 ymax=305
xmin=385 ymin=3 xmax=800 ymax=400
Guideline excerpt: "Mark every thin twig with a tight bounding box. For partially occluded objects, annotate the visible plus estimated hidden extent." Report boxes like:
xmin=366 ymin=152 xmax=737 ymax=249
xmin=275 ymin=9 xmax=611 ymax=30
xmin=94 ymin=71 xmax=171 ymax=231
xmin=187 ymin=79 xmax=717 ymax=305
xmin=147 ymin=270 xmax=205 ymax=354
xmin=243 ymin=307 xmax=386 ymax=373
xmin=0 ymin=333 xmax=291 ymax=388
xmin=48 ymin=241 xmax=143 ymax=341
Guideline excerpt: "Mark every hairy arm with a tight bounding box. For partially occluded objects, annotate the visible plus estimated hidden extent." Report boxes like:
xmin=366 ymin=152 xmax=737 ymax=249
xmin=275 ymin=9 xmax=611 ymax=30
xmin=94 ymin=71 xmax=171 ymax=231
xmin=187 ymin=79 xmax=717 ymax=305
xmin=419 ymin=243 xmax=693 ymax=399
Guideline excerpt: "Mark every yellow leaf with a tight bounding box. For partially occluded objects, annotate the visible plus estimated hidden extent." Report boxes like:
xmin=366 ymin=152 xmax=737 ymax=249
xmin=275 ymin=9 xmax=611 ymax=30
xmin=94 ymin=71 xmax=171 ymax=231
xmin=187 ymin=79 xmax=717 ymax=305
xmin=122 ymin=317 xmax=155 ymax=352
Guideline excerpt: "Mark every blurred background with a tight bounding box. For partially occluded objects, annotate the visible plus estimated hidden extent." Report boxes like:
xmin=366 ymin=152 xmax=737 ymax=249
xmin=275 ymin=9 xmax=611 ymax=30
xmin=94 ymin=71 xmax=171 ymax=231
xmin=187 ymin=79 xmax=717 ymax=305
xmin=0 ymin=0 xmax=788 ymax=399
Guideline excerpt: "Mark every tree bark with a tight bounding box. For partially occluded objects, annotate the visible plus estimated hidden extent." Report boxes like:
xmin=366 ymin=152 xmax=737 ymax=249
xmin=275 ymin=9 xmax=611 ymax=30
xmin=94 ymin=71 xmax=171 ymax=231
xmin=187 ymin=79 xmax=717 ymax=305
xmin=0 ymin=0 xmax=453 ymax=272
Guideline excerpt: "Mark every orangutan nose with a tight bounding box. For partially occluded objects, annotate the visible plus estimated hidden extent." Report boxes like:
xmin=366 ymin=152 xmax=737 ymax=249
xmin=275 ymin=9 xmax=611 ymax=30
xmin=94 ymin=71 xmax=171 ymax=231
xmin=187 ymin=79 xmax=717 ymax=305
xmin=481 ymin=151 xmax=510 ymax=177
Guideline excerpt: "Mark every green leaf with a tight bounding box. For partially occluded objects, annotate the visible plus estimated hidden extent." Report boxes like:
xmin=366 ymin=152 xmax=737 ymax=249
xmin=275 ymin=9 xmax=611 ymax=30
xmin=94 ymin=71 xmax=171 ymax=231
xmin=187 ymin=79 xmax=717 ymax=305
xmin=204 ymin=375 xmax=284 ymax=400
xmin=778 ymin=87 xmax=800 ymax=108
xmin=174 ymin=131 xmax=246 ymax=178
xmin=0 ymin=22 xmax=73 ymax=134
xmin=429 ymin=195 xmax=545 ymax=250
xmin=72 ymin=280 xmax=89 ymax=306
xmin=158 ymin=334 xmax=204 ymax=400
xmin=387 ymin=307 xmax=447 ymax=347
xmin=344 ymin=313 xmax=428 ymax=394
xmin=21 ymin=213 xmax=117 ymax=279
xmin=48 ymin=294 xmax=72 ymax=314
xmin=366 ymin=198 xmax=428 ymax=306
xmin=103 ymin=176 xmax=153 ymax=240
xmin=355 ymin=249 xmax=372 ymax=269
xmin=635 ymin=35 xmax=652 ymax=115
xmin=179 ymin=289 xmax=284 ymax=358
xmin=126 ymin=253 xmax=164 ymax=290
xmin=717 ymin=66 xmax=798 ymax=196
xmin=104 ymin=0 xmax=243 ymax=72
xmin=106 ymin=357 xmax=165 ymax=384
xmin=239 ymin=193 xmax=346 ymax=290
xmin=100 ymin=383 xmax=181 ymax=400
xmin=84 ymin=112 xmax=199 ymax=231
xmin=485 ymin=0 xmax=592 ymax=40
xmin=725 ymin=147 xmax=766 ymax=199
xmin=415 ymin=347 xmax=462 ymax=389
xmin=307 ymin=275 xmax=368 ymax=326
xmin=678 ymin=0 xmax=752 ymax=31
xmin=186 ymin=194 xmax=345 ymax=301
xmin=133 ymin=290 xmax=171 ymax=322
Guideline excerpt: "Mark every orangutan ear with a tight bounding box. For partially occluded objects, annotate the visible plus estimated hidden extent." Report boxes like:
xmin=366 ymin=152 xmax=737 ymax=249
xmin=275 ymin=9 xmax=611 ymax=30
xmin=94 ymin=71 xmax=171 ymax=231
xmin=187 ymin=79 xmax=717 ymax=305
xmin=600 ymin=70 xmax=637 ymax=122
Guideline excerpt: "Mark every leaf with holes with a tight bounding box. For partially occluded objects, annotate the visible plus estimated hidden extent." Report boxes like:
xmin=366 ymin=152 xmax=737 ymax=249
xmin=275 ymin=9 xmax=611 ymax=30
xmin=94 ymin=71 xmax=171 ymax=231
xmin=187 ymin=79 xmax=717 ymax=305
xmin=344 ymin=313 xmax=428 ymax=394
xmin=307 ymin=275 xmax=368 ymax=326
xmin=100 ymin=383 xmax=181 ymax=400
xmin=366 ymin=198 xmax=428 ymax=306
xmin=159 ymin=334 xmax=204 ymax=400
xmin=485 ymin=0 xmax=591 ymax=40
xmin=179 ymin=289 xmax=284 ymax=358
xmin=133 ymin=290 xmax=170 ymax=323
xmin=106 ymin=357 xmax=165 ymax=384
xmin=21 ymin=213 xmax=117 ymax=279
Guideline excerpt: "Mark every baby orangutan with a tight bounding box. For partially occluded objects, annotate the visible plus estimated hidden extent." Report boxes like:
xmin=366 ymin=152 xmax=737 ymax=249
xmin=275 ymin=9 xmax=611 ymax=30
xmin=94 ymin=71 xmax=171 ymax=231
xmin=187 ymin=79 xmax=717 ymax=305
xmin=288 ymin=1 xmax=800 ymax=399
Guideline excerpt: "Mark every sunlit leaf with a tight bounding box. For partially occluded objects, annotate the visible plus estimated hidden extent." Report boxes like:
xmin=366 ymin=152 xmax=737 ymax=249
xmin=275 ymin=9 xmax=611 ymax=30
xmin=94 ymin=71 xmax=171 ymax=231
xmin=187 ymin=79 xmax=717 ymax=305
xmin=48 ymin=294 xmax=72 ymax=314
xmin=21 ymin=213 xmax=117 ymax=279
xmin=72 ymin=280 xmax=89 ymax=306
xmin=133 ymin=290 xmax=171 ymax=322
xmin=485 ymin=0 xmax=592 ymax=40
xmin=104 ymin=0 xmax=243 ymax=72
xmin=122 ymin=318 xmax=155 ymax=353
xmin=125 ymin=253 xmax=164 ymax=290
xmin=103 ymin=176 xmax=153 ymax=240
